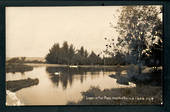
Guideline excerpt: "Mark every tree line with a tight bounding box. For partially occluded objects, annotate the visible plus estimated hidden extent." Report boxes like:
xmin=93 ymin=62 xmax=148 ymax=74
xmin=45 ymin=41 xmax=102 ymax=65
xmin=7 ymin=57 xmax=44 ymax=64
xmin=45 ymin=41 xmax=130 ymax=65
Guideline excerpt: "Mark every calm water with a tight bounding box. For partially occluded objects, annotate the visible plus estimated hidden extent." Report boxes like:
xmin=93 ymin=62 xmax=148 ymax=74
xmin=6 ymin=65 xmax=136 ymax=105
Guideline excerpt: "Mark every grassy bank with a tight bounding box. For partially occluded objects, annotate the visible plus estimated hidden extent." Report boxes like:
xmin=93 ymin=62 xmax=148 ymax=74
xmin=68 ymin=86 xmax=162 ymax=105
xmin=25 ymin=63 xmax=124 ymax=68
xmin=6 ymin=78 xmax=39 ymax=92
xmin=108 ymin=64 xmax=162 ymax=86
xmin=6 ymin=63 xmax=33 ymax=73
xmin=130 ymin=70 xmax=162 ymax=86
xmin=68 ymin=66 xmax=162 ymax=105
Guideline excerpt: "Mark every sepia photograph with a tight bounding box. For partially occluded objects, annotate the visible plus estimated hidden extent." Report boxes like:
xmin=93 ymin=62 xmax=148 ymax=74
xmin=5 ymin=6 xmax=163 ymax=105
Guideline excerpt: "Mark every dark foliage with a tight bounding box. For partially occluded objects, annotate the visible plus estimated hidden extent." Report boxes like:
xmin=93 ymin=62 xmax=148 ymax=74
xmin=45 ymin=41 xmax=104 ymax=65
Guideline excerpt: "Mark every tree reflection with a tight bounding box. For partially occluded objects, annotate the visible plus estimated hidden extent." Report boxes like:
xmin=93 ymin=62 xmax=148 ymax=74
xmin=46 ymin=66 xmax=114 ymax=89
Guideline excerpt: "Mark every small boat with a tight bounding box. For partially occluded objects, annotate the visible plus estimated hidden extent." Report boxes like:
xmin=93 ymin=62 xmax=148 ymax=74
xmin=53 ymin=72 xmax=61 ymax=76
xmin=69 ymin=65 xmax=78 ymax=68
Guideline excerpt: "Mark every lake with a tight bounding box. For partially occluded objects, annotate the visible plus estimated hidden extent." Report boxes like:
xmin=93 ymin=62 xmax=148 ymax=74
xmin=6 ymin=65 xmax=136 ymax=105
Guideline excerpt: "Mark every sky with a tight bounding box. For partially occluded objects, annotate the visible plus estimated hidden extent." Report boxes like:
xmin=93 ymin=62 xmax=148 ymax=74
xmin=6 ymin=6 xmax=121 ymax=57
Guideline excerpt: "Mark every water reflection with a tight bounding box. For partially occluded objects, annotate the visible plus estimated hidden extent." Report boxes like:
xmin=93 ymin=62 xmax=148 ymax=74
xmin=6 ymin=71 xmax=32 ymax=81
xmin=46 ymin=67 xmax=114 ymax=89
xmin=6 ymin=66 xmax=137 ymax=105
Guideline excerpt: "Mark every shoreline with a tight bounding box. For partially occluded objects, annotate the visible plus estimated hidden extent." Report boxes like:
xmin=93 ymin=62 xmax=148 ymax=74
xmin=24 ymin=63 xmax=162 ymax=68
xmin=24 ymin=63 xmax=123 ymax=68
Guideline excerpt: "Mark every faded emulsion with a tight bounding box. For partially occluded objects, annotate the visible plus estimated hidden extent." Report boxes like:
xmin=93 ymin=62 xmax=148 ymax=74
xmin=6 ymin=5 xmax=163 ymax=105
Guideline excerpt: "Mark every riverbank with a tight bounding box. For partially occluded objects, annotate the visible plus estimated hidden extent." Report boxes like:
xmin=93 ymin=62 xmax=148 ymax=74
xmin=25 ymin=63 xmax=162 ymax=69
xmin=6 ymin=63 xmax=33 ymax=73
xmin=6 ymin=78 xmax=39 ymax=92
xmin=25 ymin=63 xmax=123 ymax=68
xmin=107 ymin=64 xmax=162 ymax=86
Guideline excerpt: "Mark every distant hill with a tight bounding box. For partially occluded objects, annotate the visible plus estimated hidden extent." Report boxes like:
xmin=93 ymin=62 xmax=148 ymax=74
xmin=6 ymin=57 xmax=46 ymax=63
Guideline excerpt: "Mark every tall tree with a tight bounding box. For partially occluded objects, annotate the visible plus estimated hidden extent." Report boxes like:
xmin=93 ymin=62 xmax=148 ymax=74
xmin=45 ymin=43 xmax=60 ymax=64
xmin=88 ymin=51 xmax=101 ymax=65
xmin=84 ymin=50 xmax=88 ymax=58
xmin=79 ymin=46 xmax=85 ymax=57
xmin=61 ymin=41 xmax=69 ymax=64
xmin=108 ymin=6 xmax=162 ymax=74
xmin=68 ymin=44 xmax=75 ymax=65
